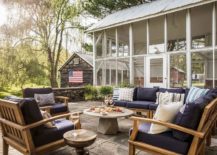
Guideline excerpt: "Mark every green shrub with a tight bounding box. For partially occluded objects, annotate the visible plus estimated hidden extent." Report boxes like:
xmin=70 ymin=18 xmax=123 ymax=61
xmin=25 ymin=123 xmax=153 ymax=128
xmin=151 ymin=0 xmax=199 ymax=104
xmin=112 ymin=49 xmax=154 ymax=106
xmin=99 ymin=86 xmax=113 ymax=97
xmin=119 ymin=82 xmax=134 ymax=88
xmin=84 ymin=85 xmax=98 ymax=100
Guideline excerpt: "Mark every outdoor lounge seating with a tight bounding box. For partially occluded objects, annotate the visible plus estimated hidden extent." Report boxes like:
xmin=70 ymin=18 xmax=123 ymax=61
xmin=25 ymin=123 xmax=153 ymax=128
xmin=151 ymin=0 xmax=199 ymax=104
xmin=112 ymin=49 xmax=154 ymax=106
xmin=23 ymin=88 xmax=69 ymax=116
xmin=113 ymin=87 xmax=186 ymax=118
xmin=128 ymin=91 xmax=217 ymax=155
xmin=0 ymin=98 xmax=81 ymax=155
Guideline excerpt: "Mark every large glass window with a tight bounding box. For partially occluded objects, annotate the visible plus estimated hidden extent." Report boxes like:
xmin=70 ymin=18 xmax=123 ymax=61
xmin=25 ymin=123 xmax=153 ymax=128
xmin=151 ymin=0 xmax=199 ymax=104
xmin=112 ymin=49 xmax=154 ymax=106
xmin=133 ymin=21 xmax=147 ymax=55
xmin=192 ymin=51 xmax=214 ymax=88
xmin=191 ymin=4 xmax=213 ymax=49
xmin=96 ymin=32 xmax=103 ymax=58
xmin=96 ymin=61 xmax=104 ymax=85
xmin=118 ymin=25 xmax=129 ymax=57
xmin=149 ymin=16 xmax=164 ymax=53
xmin=134 ymin=57 xmax=144 ymax=86
xmin=106 ymin=61 xmax=110 ymax=85
xmin=167 ymin=11 xmax=186 ymax=51
xmin=170 ymin=54 xmax=187 ymax=88
xmin=106 ymin=28 xmax=116 ymax=57
xmin=117 ymin=58 xmax=129 ymax=85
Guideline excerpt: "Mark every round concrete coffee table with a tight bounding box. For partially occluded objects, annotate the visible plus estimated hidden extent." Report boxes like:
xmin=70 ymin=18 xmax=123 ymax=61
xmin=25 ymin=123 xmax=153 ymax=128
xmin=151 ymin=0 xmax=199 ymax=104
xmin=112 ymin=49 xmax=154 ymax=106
xmin=63 ymin=129 xmax=97 ymax=155
xmin=83 ymin=107 xmax=134 ymax=135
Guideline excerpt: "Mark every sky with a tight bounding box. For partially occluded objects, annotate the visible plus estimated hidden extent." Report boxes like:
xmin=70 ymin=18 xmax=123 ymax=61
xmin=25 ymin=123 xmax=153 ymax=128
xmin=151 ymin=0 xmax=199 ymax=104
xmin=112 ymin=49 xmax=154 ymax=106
xmin=0 ymin=2 xmax=7 ymax=26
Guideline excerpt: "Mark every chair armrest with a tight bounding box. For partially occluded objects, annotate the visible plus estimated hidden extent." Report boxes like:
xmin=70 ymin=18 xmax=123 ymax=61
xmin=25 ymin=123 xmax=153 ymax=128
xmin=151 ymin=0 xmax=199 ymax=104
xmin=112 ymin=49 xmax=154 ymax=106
xmin=55 ymin=96 xmax=69 ymax=105
xmin=22 ymin=112 xmax=78 ymax=130
xmin=130 ymin=116 xmax=204 ymax=138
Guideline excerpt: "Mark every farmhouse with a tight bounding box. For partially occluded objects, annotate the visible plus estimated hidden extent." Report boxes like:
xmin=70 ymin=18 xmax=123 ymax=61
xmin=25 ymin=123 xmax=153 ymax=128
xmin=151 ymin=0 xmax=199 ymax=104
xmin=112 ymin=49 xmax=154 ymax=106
xmin=88 ymin=0 xmax=217 ymax=89
xmin=59 ymin=52 xmax=93 ymax=87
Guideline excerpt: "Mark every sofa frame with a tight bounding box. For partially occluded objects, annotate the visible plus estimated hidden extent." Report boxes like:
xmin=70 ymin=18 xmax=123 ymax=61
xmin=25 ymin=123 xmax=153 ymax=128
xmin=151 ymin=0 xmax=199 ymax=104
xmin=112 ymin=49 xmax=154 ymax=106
xmin=129 ymin=98 xmax=217 ymax=155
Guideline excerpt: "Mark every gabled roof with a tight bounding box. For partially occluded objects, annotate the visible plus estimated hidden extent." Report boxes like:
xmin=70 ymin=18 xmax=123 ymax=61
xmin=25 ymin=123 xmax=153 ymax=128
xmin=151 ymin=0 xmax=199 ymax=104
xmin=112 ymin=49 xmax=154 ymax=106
xmin=87 ymin=0 xmax=214 ymax=32
xmin=59 ymin=52 xmax=93 ymax=71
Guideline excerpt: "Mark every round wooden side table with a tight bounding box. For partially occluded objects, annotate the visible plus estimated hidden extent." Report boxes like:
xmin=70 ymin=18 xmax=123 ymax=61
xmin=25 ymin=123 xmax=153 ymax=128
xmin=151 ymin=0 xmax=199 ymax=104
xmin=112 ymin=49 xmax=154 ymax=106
xmin=63 ymin=129 xmax=97 ymax=155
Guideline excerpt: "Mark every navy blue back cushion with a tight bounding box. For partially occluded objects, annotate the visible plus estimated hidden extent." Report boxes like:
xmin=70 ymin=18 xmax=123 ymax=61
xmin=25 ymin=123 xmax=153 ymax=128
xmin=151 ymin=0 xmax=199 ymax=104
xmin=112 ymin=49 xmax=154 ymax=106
xmin=133 ymin=87 xmax=138 ymax=101
xmin=23 ymin=88 xmax=53 ymax=98
xmin=172 ymin=91 xmax=217 ymax=141
xmin=158 ymin=88 xmax=185 ymax=94
xmin=136 ymin=87 xmax=158 ymax=102
xmin=19 ymin=98 xmax=44 ymax=136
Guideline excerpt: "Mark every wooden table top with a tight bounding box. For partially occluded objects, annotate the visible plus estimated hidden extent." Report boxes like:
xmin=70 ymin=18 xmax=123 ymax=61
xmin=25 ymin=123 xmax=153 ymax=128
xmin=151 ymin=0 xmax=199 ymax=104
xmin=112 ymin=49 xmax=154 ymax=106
xmin=63 ymin=129 xmax=97 ymax=142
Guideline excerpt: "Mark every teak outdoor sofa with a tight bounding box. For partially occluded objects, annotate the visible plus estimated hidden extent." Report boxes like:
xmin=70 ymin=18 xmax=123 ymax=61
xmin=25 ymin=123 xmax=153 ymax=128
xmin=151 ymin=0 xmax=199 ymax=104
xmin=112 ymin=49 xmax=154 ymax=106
xmin=128 ymin=96 xmax=217 ymax=155
xmin=113 ymin=87 xmax=186 ymax=118
xmin=0 ymin=98 xmax=81 ymax=155
xmin=23 ymin=88 xmax=69 ymax=116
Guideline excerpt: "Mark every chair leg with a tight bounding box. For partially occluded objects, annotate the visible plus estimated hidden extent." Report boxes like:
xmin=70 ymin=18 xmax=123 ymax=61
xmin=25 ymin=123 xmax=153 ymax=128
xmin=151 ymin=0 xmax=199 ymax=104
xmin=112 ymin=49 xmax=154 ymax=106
xmin=129 ymin=143 xmax=135 ymax=155
xmin=3 ymin=140 xmax=9 ymax=155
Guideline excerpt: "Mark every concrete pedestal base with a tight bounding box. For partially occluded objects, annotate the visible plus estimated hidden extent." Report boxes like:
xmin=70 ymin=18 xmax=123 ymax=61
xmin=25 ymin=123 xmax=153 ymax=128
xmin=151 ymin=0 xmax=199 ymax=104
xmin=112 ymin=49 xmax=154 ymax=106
xmin=97 ymin=118 xmax=119 ymax=135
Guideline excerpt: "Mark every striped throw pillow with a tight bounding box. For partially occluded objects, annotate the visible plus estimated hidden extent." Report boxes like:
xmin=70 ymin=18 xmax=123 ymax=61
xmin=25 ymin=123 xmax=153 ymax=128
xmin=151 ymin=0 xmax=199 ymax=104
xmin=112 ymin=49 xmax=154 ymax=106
xmin=185 ymin=87 xmax=209 ymax=104
xmin=112 ymin=88 xmax=120 ymax=101
xmin=156 ymin=92 xmax=185 ymax=105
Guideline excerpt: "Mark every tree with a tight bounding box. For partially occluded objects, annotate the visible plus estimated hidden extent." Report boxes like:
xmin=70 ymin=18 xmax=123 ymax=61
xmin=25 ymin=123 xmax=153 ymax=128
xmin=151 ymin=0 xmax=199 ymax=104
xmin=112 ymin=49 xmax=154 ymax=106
xmin=3 ymin=0 xmax=78 ymax=87
xmin=82 ymin=0 xmax=153 ymax=18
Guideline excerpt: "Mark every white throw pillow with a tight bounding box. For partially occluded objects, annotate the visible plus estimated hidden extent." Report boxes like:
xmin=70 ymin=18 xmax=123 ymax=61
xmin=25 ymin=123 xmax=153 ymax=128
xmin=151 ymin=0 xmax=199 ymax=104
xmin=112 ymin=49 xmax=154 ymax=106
xmin=112 ymin=88 xmax=120 ymax=101
xmin=118 ymin=88 xmax=134 ymax=101
xmin=149 ymin=101 xmax=183 ymax=134
xmin=34 ymin=93 xmax=55 ymax=106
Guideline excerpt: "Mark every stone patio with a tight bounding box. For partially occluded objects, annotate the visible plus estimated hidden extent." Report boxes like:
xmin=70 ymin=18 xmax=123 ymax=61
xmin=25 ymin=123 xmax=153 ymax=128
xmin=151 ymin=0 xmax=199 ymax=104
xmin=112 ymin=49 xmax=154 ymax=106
xmin=1 ymin=101 xmax=217 ymax=155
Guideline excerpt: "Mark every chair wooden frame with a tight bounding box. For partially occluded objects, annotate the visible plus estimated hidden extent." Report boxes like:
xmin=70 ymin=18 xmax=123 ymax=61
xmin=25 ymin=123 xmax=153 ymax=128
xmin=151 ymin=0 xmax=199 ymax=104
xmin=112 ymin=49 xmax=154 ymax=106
xmin=129 ymin=98 xmax=217 ymax=155
xmin=0 ymin=99 xmax=81 ymax=155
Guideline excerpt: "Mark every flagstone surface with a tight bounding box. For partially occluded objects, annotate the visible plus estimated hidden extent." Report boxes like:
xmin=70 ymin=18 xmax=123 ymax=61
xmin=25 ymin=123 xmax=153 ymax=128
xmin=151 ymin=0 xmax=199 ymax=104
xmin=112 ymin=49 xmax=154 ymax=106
xmin=1 ymin=101 xmax=217 ymax=155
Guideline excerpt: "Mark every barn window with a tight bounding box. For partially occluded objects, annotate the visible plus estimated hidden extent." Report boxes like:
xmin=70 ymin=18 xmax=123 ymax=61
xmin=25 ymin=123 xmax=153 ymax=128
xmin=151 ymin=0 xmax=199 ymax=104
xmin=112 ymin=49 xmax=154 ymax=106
xmin=74 ymin=58 xmax=80 ymax=64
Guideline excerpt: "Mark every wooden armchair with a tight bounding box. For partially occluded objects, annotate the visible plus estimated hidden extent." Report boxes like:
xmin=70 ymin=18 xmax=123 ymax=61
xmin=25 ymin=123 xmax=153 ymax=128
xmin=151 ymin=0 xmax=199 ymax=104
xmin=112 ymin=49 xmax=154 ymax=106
xmin=129 ymin=98 xmax=217 ymax=155
xmin=23 ymin=88 xmax=69 ymax=116
xmin=0 ymin=99 xmax=81 ymax=155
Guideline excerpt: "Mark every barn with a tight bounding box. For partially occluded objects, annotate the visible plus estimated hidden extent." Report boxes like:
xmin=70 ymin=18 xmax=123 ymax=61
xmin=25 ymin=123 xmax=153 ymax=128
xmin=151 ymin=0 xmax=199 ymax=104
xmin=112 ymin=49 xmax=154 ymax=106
xmin=59 ymin=52 xmax=93 ymax=87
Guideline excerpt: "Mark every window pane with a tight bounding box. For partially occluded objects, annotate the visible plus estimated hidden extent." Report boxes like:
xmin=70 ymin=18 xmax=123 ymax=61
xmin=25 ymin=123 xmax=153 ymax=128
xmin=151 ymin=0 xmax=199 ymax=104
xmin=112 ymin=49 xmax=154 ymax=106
xmin=96 ymin=32 xmax=103 ymax=58
xmin=192 ymin=51 xmax=213 ymax=88
xmin=133 ymin=21 xmax=147 ymax=55
xmin=106 ymin=28 xmax=116 ymax=57
xmin=170 ymin=54 xmax=187 ymax=88
xmin=149 ymin=16 xmax=164 ymax=53
xmin=96 ymin=61 xmax=103 ymax=85
xmin=134 ymin=57 xmax=144 ymax=86
xmin=167 ymin=11 xmax=186 ymax=51
xmin=106 ymin=61 xmax=110 ymax=85
xmin=191 ymin=4 xmax=212 ymax=49
xmin=117 ymin=58 xmax=129 ymax=85
xmin=150 ymin=58 xmax=163 ymax=83
xmin=118 ymin=25 xmax=129 ymax=57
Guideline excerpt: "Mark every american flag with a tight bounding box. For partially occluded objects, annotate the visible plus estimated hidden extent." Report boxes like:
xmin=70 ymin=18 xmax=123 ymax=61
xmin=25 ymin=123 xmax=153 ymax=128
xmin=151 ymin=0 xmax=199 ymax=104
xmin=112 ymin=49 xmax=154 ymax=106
xmin=69 ymin=71 xmax=83 ymax=83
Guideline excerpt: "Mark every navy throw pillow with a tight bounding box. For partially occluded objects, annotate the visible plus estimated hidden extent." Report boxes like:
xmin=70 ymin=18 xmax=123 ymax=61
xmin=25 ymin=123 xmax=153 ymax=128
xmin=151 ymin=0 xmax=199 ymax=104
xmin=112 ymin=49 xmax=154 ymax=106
xmin=136 ymin=87 xmax=158 ymax=102
xmin=172 ymin=92 xmax=217 ymax=141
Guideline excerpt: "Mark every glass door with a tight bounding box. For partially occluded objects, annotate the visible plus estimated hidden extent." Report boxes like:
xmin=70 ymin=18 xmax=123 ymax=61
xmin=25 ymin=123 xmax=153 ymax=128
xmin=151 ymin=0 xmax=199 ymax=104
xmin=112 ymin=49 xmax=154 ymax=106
xmin=145 ymin=55 xmax=166 ymax=88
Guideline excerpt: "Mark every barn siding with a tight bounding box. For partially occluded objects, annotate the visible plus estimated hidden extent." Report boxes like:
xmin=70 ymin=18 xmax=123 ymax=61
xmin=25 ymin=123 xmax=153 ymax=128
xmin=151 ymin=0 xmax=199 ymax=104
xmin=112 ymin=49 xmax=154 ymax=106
xmin=60 ymin=54 xmax=93 ymax=87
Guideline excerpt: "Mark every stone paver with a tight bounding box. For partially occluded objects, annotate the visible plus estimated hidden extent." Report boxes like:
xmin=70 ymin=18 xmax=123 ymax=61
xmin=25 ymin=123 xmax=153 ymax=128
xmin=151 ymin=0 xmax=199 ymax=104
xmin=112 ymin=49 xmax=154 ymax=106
xmin=0 ymin=101 xmax=217 ymax=155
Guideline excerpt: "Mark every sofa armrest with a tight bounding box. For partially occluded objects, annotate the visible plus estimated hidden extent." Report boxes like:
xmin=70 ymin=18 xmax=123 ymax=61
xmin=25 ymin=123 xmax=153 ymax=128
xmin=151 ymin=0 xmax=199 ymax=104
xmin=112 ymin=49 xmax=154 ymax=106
xmin=55 ymin=96 xmax=69 ymax=106
xmin=130 ymin=116 xmax=204 ymax=139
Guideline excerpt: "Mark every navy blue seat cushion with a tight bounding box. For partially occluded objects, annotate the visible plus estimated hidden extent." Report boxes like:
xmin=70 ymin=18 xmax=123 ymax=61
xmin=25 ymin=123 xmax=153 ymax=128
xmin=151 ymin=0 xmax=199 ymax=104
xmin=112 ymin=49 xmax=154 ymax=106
xmin=130 ymin=123 xmax=190 ymax=155
xmin=23 ymin=88 xmax=53 ymax=98
xmin=172 ymin=91 xmax=217 ymax=141
xmin=113 ymin=100 xmax=128 ymax=107
xmin=136 ymin=87 xmax=158 ymax=102
xmin=19 ymin=98 xmax=44 ymax=136
xmin=33 ymin=120 xmax=74 ymax=147
xmin=158 ymin=88 xmax=185 ymax=94
xmin=149 ymin=104 xmax=158 ymax=110
xmin=50 ymin=104 xmax=68 ymax=114
xmin=127 ymin=101 xmax=155 ymax=109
